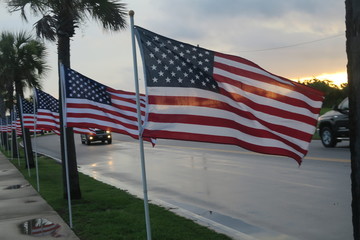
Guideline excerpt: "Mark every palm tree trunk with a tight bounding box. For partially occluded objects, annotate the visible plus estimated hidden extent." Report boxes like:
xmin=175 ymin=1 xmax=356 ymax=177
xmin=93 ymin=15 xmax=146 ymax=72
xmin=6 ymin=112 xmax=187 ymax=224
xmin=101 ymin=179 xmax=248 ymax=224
xmin=0 ymin=95 xmax=5 ymax=118
xmin=11 ymin=129 xmax=19 ymax=158
xmin=345 ymin=1 xmax=360 ymax=239
xmin=1 ymin=132 xmax=9 ymax=150
xmin=58 ymin=33 xmax=82 ymax=200
xmin=16 ymin=97 xmax=35 ymax=169
xmin=23 ymin=128 xmax=34 ymax=168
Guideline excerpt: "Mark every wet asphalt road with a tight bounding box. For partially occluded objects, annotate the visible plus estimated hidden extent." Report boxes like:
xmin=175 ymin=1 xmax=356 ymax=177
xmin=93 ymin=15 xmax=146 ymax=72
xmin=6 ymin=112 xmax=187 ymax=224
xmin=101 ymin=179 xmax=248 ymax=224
xmin=33 ymin=134 xmax=352 ymax=240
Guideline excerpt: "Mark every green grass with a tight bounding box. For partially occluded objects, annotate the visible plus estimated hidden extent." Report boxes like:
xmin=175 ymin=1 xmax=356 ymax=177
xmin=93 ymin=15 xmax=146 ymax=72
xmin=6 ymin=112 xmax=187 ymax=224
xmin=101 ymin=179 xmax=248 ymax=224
xmin=1 ymin=149 xmax=232 ymax=240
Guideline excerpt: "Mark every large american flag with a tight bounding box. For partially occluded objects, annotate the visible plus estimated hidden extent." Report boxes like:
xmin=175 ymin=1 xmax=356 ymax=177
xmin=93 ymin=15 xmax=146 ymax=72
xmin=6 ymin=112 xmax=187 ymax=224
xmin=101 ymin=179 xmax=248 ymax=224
xmin=135 ymin=26 xmax=324 ymax=164
xmin=62 ymin=66 xmax=148 ymax=140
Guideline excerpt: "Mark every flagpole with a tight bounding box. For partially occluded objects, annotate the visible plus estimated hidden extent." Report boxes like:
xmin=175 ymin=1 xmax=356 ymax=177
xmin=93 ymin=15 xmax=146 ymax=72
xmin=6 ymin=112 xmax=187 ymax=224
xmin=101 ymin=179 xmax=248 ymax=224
xmin=19 ymin=96 xmax=31 ymax=177
xmin=5 ymin=117 xmax=8 ymax=155
xmin=11 ymin=112 xmax=15 ymax=160
xmin=16 ymin=132 xmax=20 ymax=166
xmin=129 ymin=10 xmax=152 ymax=240
xmin=13 ymin=106 xmax=20 ymax=166
xmin=33 ymin=89 xmax=40 ymax=192
xmin=3 ymin=118 xmax=8 ymax=153
xmin=59 ymin=63 xmax=73 ymax=228
xmin=5 ymin=117 xmax=9 ymax=155
xmin=10 ymin=111 xmax=14 ymax=161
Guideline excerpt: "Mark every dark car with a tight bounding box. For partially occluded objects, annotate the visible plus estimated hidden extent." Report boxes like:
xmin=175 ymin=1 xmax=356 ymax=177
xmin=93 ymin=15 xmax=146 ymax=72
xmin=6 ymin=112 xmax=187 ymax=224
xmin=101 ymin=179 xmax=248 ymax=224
xmin=317 ymin=97 xmax=349 ymax=147
xmin=81 ymin=129 xmax=112 ymax=145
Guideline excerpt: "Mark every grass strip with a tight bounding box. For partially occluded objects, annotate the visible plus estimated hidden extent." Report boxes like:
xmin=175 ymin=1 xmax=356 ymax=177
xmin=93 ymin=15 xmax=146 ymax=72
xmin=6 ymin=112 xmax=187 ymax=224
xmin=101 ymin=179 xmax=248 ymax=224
xmin=3 ymin=149 xmax=232 ymax=240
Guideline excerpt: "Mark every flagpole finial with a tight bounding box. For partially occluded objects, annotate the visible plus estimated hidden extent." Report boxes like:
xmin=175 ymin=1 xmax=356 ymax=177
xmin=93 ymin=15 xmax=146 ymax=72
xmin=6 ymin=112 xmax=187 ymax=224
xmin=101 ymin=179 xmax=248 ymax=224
xmin=129 ymin=10 xmax=134 ymax=17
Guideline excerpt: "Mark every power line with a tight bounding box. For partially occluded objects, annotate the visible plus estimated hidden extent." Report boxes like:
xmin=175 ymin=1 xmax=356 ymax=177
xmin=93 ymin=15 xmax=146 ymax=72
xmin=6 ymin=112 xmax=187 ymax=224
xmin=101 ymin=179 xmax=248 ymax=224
xmin=239 ymin=33 xmax=344 ymax=53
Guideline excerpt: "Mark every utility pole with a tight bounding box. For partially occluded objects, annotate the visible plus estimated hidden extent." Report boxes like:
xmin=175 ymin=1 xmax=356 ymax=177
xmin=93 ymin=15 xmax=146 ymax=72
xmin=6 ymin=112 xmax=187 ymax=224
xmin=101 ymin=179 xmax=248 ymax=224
xmin=345 ymin=1 xmax=360 ymax=239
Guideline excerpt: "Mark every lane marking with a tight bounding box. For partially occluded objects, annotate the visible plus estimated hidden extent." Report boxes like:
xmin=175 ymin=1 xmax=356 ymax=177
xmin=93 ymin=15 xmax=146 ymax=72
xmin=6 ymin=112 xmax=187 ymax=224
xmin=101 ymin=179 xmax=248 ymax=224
xmin=303 ymin=156 xmax=350 ymax=163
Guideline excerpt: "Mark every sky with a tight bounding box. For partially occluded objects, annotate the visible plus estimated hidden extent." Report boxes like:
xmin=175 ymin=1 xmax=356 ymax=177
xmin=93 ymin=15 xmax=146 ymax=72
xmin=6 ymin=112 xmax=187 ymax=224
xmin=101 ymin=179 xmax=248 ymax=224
xmin=0 ymin=0 xmax=347 ymax=98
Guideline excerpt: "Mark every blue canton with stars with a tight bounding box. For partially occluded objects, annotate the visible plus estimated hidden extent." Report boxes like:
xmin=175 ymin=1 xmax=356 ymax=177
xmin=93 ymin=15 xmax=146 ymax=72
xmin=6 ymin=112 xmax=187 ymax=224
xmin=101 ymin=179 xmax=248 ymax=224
xmin=36 ymin=90 xmax=59 ymax=113
xmin=135 ymin=26 xmax=219 ymax=92
xmin=21 ymin=99 xmax=34 ymax=114
xmin=64 ymin=66 xmax=111 ymax=105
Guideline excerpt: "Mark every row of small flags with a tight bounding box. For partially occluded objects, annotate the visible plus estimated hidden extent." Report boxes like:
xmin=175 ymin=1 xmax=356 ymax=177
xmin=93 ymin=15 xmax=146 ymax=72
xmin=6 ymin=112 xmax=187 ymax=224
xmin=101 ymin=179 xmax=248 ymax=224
xmin=0 ymin=100 xmax=41 ymax=136
xmin=0 ymin=89 xmax=66 ymax=135
xmin=1 ymin=26 xmax=324 ymax=164
xmin=0 ymin=87 xmax=130 ymax=137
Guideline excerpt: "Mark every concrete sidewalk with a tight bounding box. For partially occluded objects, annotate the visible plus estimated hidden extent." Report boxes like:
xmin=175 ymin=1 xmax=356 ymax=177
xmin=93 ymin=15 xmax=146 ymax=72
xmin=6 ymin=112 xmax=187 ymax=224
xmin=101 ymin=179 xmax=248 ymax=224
xmin=0 ymin=152 xmax=79 ymax=240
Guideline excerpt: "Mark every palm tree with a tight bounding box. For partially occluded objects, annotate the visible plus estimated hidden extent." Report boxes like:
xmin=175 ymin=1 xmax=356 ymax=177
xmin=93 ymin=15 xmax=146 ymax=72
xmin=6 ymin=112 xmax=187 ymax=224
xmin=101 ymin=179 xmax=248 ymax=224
xmin=0 ymin=31 xmax=48 ymax=167
xmin=6 ymin=0 xmax=127 ymax=199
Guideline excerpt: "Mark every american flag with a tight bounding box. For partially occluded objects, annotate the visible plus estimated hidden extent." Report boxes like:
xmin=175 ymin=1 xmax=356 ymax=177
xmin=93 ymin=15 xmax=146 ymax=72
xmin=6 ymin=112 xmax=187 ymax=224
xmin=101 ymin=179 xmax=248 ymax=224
xmin=0 ymin=118 xmax=5 ymax=132
xmin=10 ymin=109 xmax=21 ymax=135
xmin=34 ymin=88 xmax=96 ymax=135
xmin=62 ymin=66 xmax=148 ymax=140
xmin=35 ymin=89 xmax=60 ymax=131
xmin=135 ymin=26 xmax=324 ymax=164
xmin=0 ymin=117 xmax=11 ymax=133
xmin=20 ymin=98 xmax=36 ymax=130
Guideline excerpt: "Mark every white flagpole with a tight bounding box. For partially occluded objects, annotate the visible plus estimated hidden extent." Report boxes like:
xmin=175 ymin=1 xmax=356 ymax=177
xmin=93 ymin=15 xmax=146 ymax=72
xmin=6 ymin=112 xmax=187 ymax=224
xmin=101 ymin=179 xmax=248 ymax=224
xmin=129 ymin=10 xmax=152 ymax=240
xmin=16 ymin=132 xmax=20 ymax=166
xmin=19 ymin=96 xmax=31 ymax=177
xmin=5 ymin=117 xmax=8 ymax=154
xmin=7 ymin=116 xmax=11 ymax=157
xmin=10 ymin=111 xmax=13 ymax=161
xmin=33 ymin=89 xmax=40 ymax=192
xmin=13 ymin=106 xmax=20 ymax=166
xmin=59 ymin=63 xmax=73 ymax=228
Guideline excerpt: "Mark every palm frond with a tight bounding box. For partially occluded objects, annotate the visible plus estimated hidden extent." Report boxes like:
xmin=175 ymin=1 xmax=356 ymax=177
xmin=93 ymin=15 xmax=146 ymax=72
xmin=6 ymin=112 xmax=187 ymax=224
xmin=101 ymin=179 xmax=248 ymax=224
xmin=6 ymin=0 xmax=51 ymax=21
xmin=35 ymin=15 xmax=57 ymax=41
xmin=83 ymin=0 xmax=127 ymax=31
xmin=0 ymin=31 xmax=49 ymax=98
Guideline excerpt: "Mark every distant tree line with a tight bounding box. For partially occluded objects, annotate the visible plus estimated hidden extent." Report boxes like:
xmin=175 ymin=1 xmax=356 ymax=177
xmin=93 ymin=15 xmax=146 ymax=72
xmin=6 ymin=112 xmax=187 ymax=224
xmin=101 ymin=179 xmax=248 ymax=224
xmin=299 ymin=78 xmax=348 ymax=108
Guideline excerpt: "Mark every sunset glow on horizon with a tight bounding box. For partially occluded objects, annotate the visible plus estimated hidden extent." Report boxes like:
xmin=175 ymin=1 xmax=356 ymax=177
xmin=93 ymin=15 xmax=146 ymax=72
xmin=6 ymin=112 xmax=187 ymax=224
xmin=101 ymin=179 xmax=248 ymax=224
xmin=294 ymin=71 xmax=348 ymax=88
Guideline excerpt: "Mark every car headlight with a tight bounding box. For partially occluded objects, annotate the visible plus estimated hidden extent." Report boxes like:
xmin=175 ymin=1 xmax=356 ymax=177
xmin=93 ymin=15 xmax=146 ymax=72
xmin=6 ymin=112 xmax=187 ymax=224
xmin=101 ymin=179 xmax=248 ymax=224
xmin=89 ymin=136 xmax=93 ymax=140
xmin=106 ymin=130 xmax=111 ymax=134
xmin=107 ymin=135 xmax=111 ymax=139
